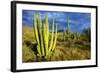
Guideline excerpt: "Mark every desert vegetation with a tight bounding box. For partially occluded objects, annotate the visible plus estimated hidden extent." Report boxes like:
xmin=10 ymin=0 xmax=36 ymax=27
xmin=22 ymin=12 xmax=91 ymax=62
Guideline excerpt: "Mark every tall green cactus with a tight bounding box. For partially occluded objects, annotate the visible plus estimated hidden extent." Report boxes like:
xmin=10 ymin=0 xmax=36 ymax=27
xmin=63 ymin=16 xmax=70 ymax=41
xmin=63 ymin=29 xmax=66 ymax=41
xmin=52 ymin=24 xmax=58 ymax=51
xmin=43 ymin=14 xmax=49 ymax=57
xmin=37 ymin=13 xmax=45 ymax=56
xmin=67 ymin=17 xmax=70 ymax=34
xmin=66 ymin=16 xmax=70 ymax=41
xmin=33 ymin=13 xmax=41 ymax=56
xmin=33 ymin=13 xmax=57 ymax=60
xmin=48 ymin=18 xmax=54 ymax=52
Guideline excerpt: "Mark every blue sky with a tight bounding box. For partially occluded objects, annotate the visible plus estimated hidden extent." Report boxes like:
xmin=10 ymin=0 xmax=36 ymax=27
xmin=22 ymin=10 xmax=91 ymax=32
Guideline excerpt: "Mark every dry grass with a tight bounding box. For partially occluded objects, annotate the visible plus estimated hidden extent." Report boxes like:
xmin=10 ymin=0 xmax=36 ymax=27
xmin=22 ymin=26 xmax=91 ymax=62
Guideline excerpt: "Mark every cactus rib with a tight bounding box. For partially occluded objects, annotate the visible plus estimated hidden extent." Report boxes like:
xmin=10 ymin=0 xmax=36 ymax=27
xmin=33 ymin=13 xmax=41 ymax=56
xmin=37 ymin=13 xmax=45 ymax=56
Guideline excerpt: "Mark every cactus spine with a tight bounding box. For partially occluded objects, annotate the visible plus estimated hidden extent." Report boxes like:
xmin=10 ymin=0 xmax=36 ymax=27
xmin=33 ymin=13 xmax=57 ymax=60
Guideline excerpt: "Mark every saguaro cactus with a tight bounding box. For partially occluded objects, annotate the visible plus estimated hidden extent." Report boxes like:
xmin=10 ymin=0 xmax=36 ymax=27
xmin=33 ymin=13 xmax=57 ymax=61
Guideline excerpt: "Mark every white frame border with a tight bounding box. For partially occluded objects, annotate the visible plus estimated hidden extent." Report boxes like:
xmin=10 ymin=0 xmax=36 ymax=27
xmin=16 ymin=3 xmax=97 ymax=70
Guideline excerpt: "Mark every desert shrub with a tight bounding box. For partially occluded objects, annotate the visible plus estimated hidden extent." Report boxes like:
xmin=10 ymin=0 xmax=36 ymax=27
xmin=22 ymin=26 xmax=36 ymax=45
xmin=22 ymin=45 xmax=36 ymax=62
xmin=74 ymin=40 xmax=84 ymax=45
xmin=81 ymin=27 xmax=91 ymax=42
xmin=49 ymin=44 xmax=91 ymax=61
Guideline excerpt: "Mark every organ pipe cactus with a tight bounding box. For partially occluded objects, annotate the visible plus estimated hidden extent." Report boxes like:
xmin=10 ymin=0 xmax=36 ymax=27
xmin=33 ymin=13 xmax=57 ymax=60
xmin=43 ymin=14 xmax=49 ymax=57
xmin=48 ymin=18 xmax=54 ymax=53
xmin=63 ymin=16 xmax=70 ymax=41
xmin=37 ymin=13 xmax=45 ymax=56
xmin=67 ymin=17 xmax=70 ymax=34
xmin=52 ymin=24 xmax=58 ymax=51
xmin=33 ymin=13 xmax=41 ymax=56
xmin=63 ymin=28 xmax=66 ymax=41
xmin=66 ymin=16 xmax=70 ymax=40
